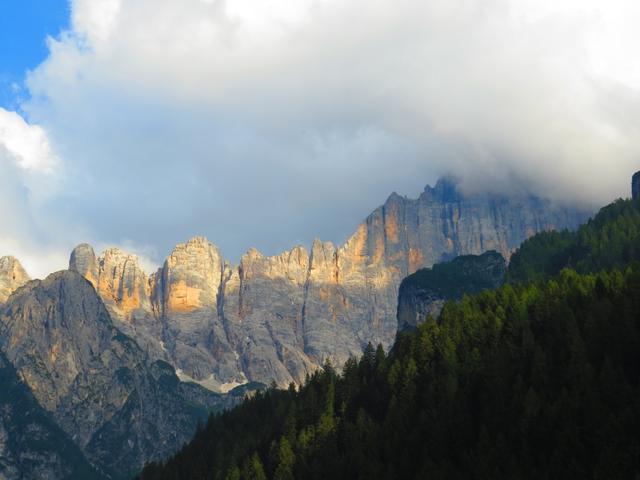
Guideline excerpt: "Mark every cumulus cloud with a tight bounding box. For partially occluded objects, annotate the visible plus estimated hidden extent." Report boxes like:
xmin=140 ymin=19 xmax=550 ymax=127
xmin=0 ymin=108 xmax=58 ymax=172
xmin=0 ymin=107 xmax=68 ymax=277
xmin=3 ymin=0 xmax=640 ymax=271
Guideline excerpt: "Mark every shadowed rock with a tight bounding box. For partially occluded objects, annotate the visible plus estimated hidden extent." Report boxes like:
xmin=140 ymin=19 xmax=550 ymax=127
xmin=0 ymin=270 xmax=234 ymax=478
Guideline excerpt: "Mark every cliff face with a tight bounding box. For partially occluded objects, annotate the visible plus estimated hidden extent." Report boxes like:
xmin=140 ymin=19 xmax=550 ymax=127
xmin=633 ymin=171 xmax=640 ymax=201
xmin=68 ymin=244 xmax=164 ymax=362
xmin=397 ymin=250 xmax=507 ymax=331
xmin=0 ymin=271 xmax=233 ymax=478
xmin=0 ymin=256 xmax=30 ymax=304
xmin=68 ymin=178 xmax=590 ymax=390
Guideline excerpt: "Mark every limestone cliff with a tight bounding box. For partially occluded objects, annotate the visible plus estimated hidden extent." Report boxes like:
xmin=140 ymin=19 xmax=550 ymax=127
xmin=69 ymin=177 xmax=591 ymax=390
xmin=0 ymin=256 xmax=30 ymax=303
xmin=69 ymin=244 xmax=163 ymax=361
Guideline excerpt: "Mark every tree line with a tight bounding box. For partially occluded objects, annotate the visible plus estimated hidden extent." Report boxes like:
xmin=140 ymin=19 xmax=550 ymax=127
xmin=138 ymin=198 xmax=640 ymax=479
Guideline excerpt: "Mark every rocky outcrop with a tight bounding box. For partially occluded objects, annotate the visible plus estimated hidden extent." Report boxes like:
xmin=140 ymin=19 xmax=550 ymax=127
xmin=69 ymin=244 xmax=164 ymax=362
xmin=397 ymin=250 xmax=507 ymax=331
xmin=0 ymin=271 xmax=234 ymax=478
xmin=68 ymin=177 xmax=590 ymax=391
xmin=633 ymin=171 xmax=640 ymax=201
xmin=0 ymin=256 xmax=30 ymax=304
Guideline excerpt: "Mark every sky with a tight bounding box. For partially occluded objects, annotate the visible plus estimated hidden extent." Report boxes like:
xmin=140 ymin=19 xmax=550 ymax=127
xmin=1 ymin=0 xmax=639 ymax=278
xmin=0 ymin=0 xmax=68 ymax=108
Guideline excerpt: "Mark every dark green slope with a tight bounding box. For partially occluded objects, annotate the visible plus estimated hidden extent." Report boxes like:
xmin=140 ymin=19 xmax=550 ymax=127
xmin=137 ymin=198 xmax=640 ymax=480
xmin=0 ymin=351 xmax=102 ymax=480
xmin=507 ymin=198 xmax=640 ymax=284
xmin=397 ymin=250 xmax=506 ymax=331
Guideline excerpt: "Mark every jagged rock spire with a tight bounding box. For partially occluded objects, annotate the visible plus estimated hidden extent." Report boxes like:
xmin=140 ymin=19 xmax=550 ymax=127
xmin=0 ymin=255 xmax=30 ymax=303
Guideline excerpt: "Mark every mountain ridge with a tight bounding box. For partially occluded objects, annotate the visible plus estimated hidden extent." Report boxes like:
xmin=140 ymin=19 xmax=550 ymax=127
xmin=59 ymin=177 xmax=591 ymax=391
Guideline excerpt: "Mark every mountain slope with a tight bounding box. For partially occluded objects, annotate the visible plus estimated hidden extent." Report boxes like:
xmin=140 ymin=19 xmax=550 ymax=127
xmin=507 ymin=197 xmax=640 ymax=284
xmin=0 ymin=271 xmax=238 ymax=478
xmin=69 ymin=177 xmax=591 ymax=390
xmin=0 ymin=350 xmax=101 ymax=480
xmin=137 ymin=197 xmax=640 ymax=480
xmin=397 ymin=250 xmax=506 ymax=331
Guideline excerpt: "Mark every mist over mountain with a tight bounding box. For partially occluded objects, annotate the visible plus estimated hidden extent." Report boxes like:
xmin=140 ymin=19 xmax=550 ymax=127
xmin=1 ymin=1 xmax=639 ymax=277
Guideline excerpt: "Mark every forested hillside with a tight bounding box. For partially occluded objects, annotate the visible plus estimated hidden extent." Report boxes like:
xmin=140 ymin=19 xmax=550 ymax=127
xmin=507 ymin=198 xmax=640 ymax=283
xmin=138 ymin=198 xmax=640 ymax=480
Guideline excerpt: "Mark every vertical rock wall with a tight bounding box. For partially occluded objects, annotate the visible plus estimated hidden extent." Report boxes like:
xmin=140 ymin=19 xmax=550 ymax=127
xmin=69 ymin=178 xmax=591 ymax=389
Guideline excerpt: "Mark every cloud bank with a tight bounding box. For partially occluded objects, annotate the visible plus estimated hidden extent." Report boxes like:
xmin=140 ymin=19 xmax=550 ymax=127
xmin=2 ymin=0 xmax=640 ymax=276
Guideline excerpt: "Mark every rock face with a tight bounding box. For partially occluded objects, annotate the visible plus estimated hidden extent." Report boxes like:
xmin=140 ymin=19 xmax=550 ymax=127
xmin=0 ymin=256 xmax=30 ymax=304
xmin=0 ymin=350 xmax=100 ymax=480
xmin=397 ymin=250 xmax=507 ymax=331
xmin=68 ymin=244 xmax=163 ymax=361
xmin=69 ymin=177 xmax=590 ymax=390
xmin=0 ymin=271 xmax=233 ymax=479
xmin=633 ymin=171 xmax=640 ymax=201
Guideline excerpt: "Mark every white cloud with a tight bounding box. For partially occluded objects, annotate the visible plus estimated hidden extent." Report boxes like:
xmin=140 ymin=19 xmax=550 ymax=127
xmin=0 ymin=236 xmax=68 ymax=280
xmin=0 ymin=108 xmax=58 ymax=172
xmin=0 ymin=109 xmax=68 ymax=278
xmin=1 ymin=0 xmax=638 ymax=270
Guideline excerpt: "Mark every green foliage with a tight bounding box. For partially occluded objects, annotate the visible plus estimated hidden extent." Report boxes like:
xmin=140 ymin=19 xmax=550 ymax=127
xmin=401 ymin=250 xmax=506 ymax=298
xmin=242 ymin=453 xmax=267 ymax=480
xmin=508 ymin=198 xmax=640 ymax=283
xmin=138 ymin=264 xmax=640 ymax=480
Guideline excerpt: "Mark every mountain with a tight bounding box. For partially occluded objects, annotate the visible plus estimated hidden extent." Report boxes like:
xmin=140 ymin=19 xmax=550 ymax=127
xmin=506 ymin=197 xmax=640 ymax=285
xmin=69 ymin=177 xmax=590 ymax=390
xmin=397 ymin=250 xmax=506 ymax=331
xmin=0 ymin=350 xmax=100 ymax=480
xmin=0 ymin=176 xmax=595 ymax=478
xmin=0 ymin=256 xmax=30 ymax=303
xmin=0 ymin=270 xmax=244 ymax=478
xmin=137 ymin=196 xmax=640 ymax=480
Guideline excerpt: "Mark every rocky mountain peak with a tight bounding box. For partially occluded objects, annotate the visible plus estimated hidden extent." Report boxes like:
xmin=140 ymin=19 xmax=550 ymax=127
xmin=0 ymin=268 xmax=231 ymax=476
xmin=421 ymin=176 xmax=461 ymax=202
xmin=70 ymin=244 xmax=150 ymax=318
xmin=69 ymin=243 xmax=98 ymax=286
xmin=0 ymin=255 xmax=30 ymax=303
xmin=0 ymin=270 xmax=119 ymax=416
xmin=384 ymin=191 xmax=404 ymax=206
xmin=161 ymin=236 xmax=223 ymax=313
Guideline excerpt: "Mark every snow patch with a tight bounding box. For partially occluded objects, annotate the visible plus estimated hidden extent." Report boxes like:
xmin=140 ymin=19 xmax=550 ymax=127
xmin=175 ymin=369 xmax=247 ymax=394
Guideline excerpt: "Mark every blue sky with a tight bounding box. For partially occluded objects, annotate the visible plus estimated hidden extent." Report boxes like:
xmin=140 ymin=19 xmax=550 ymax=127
xmin=0 ymin=0 xmax=68 ymax=109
